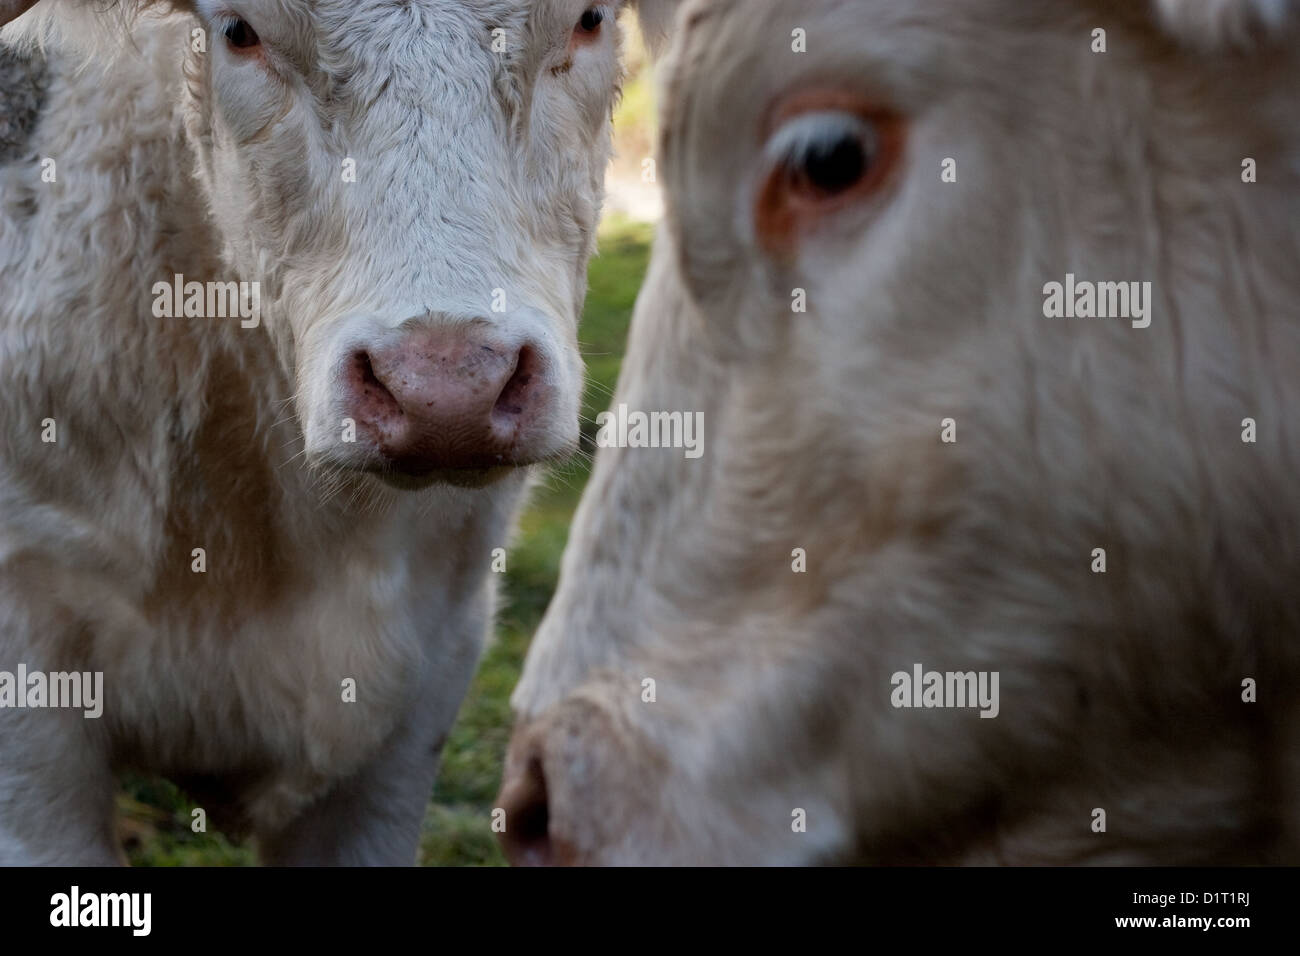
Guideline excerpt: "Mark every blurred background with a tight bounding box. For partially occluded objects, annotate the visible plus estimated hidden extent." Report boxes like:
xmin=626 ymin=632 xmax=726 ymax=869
xmin=117 ymin=15 xmax=660 ymax=867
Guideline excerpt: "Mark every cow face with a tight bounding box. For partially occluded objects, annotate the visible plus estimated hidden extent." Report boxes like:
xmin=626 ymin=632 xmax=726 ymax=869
xmin=499 ymin=0 xmax=1300 ymax=864
xmin=170 ymin=0 xmax=642 ymax=488
xmin=0 ymin=0 xmax=685 ymax=490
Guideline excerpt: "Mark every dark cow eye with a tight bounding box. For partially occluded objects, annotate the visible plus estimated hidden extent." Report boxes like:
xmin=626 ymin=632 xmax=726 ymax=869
xmin=756 ymin=105 xmax=903 ymax=249
xmin=797 ymin=133 xmax=868 ymax=197
xmin=785 ymin=119 xmax=875 ymax=200
xmin=223 ymin=18 xmax=260 ymax=50
xmin=577 ymin=6 xmax=605 ymax=36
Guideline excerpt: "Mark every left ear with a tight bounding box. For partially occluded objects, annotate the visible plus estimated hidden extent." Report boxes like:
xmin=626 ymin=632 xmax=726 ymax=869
xmin=1151 ymin=0 xmax=1297 ymax=50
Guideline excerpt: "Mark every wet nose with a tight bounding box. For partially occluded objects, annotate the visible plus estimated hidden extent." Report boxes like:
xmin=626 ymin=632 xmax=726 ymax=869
xmin=343 ymin=323 xmax=546 ymax=475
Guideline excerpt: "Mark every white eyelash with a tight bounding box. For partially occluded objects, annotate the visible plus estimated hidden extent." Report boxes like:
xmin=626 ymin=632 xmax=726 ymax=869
xmin=193 ymin=1 xmax=237 ymax=24
xmin=765 ymin=112 xmax=875 ymax=170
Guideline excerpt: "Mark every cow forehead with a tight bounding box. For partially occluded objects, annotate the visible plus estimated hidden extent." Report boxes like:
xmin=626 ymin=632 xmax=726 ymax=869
xmin=213 ymin=0 xmax=585 ymax=52
xmin=668 ymin=0 xmax=1084 ymax=76
xmin=220 ymin=0 xmax=531 ymax=27
xmin=193 ymin=0 xmax=510 ymax=63
xmin=199 ymin=0 xmax=606 ymax=113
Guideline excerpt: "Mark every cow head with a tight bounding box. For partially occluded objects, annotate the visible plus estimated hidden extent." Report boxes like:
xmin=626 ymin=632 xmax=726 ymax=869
xmin=4 ymin=0 xmax=677 ymax=489
xmin=499 ymin=0 xmax=1300 ymax=864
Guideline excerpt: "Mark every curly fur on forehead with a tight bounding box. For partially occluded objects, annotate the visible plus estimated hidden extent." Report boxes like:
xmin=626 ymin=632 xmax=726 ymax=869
xmin=3 ymin=0 xmax=531 ymax=73
xmin=304 ymin=0 xmax=536 ymax=129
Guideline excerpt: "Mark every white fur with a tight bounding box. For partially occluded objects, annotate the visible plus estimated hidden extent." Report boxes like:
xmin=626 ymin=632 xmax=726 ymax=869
xmin=506 ymin=0 xmax=1300 ymax=864
xmin=0 ymin=0 xmax=644 ymax=864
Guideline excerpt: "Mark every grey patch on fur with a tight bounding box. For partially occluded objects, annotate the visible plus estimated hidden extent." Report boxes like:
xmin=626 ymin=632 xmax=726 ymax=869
xmin=0 ymin=42 xmax=49 ymax=165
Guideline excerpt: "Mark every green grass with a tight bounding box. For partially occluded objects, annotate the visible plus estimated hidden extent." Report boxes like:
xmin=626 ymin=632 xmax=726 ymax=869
xmin=118 ymin=776 xmax=255 ymax=867
xmin=120 ymin=214 xmax=654 ymax=867
xmin=419 ymin=214 xmax=652 ymax=866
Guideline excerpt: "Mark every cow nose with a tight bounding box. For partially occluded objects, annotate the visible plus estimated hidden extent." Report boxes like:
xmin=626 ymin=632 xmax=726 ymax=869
xmin=345 ymin=324 xmax=546 ymax=475
xmin=496 ymin=754 xmax=555 ymax=866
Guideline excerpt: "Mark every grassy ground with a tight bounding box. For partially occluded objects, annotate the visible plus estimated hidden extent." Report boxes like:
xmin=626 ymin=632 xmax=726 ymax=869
xmin=120 ymin=214 xmax=653 ymax=866
xmin=409 ymin=30 xmax=660 ymax=863
xmin=419 ymin=214 xmax=653 ymax=867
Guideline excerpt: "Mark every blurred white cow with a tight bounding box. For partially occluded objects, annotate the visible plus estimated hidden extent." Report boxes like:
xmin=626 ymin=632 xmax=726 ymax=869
xmin=0 ymin=0 xmax=671 ymax=865
xmin=502 ymin=0 xmax=1300 ymax=864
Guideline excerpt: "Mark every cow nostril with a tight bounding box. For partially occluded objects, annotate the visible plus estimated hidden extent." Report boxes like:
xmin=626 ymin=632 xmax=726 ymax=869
xmin=498 ymin=756 xmax=554 ymax=866
xmin=492 ymin=345 xmax=540 ymax=423
xmin=348 ymin=350 xmax=402 ymax=424
xmin=342 ymin=331 xmax=561 ymax=478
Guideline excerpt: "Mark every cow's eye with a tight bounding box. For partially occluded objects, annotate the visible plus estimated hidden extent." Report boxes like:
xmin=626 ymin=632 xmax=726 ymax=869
xmin=223 ymin=18 xmax=260 ymax=50
xmin=777 ymin=113 xmax=876 ymax=201
xmin=576 ymin=6 xmax=606 ymax=38
xmin=795 ymin=130 xmax=869 ymax=197
xmin=756 ymin=107 xmax=901 ymax=248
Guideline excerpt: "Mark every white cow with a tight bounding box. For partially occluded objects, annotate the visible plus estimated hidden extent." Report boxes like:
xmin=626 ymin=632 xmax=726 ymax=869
xmin=501 ymin=0 xmax=1300 ymax=864
xmin=0 ymin=0 xmax=668 ymax=865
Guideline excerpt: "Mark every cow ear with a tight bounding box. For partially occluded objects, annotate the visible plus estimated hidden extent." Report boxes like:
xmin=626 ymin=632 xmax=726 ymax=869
xmin=1 ymin=0 xmax=39 ymax=27
xmin=1151 ymin=0 xmax=1297 ymax=50
xmin=630 ymin=0 xmax=687 ymax=56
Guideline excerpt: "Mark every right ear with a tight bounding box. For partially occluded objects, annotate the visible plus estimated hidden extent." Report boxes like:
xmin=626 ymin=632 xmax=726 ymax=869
xmin=1 ymin=0 xmax=40 ymax=27
xmin=629 ymin=0 xmax=688 ymax=56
